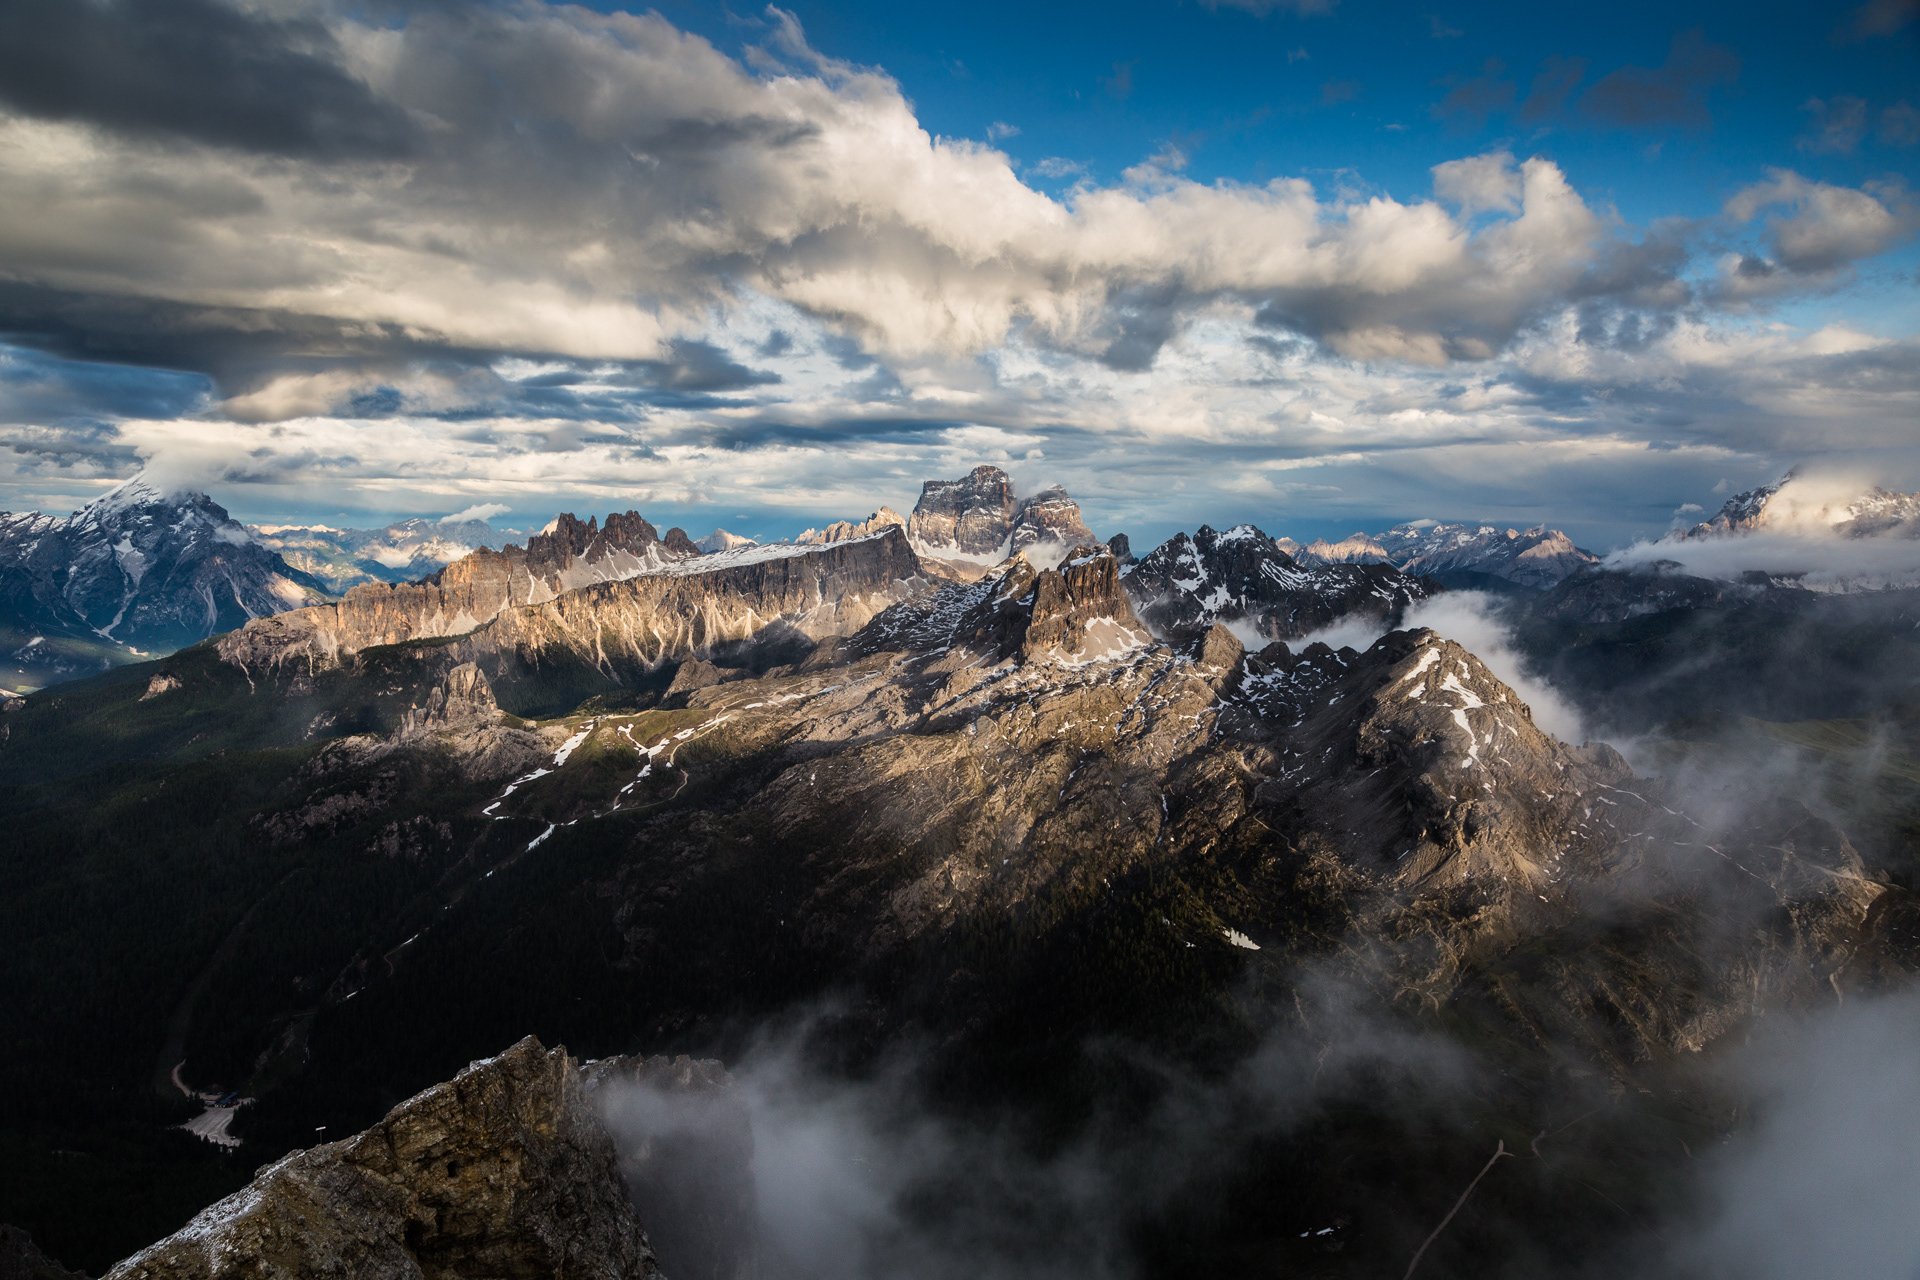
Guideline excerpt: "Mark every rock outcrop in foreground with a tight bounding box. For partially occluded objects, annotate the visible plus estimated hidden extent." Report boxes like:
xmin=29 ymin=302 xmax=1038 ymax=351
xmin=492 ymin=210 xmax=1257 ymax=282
xmin=108 ymin=1037 xmax=659 ymax=1280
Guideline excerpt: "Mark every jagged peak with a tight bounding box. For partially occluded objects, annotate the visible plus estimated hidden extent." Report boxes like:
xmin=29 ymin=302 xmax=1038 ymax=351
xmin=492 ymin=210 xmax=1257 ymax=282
xmin=77 ymin=472 xmax=228 ymax=526
xmin=796 ymin=506 xmax=905 ymax=547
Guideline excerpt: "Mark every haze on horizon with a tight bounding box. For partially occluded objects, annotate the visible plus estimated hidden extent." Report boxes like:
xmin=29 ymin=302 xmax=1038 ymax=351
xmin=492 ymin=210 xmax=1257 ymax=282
xmin=0 ymin=0 xmax=1914 ymax=550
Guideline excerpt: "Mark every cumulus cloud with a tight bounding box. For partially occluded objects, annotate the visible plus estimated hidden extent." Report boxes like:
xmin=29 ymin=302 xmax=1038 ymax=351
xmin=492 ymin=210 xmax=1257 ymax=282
xmin=1431 ymin=149 xmax=1521 ymax=216
xmin=0 ymin=0 xmax=415 ymax=158
xmin=0 ymin=1 xmax=1680 ymax=393
xmin=1725 ymin=170 xmax=1914 ymax=272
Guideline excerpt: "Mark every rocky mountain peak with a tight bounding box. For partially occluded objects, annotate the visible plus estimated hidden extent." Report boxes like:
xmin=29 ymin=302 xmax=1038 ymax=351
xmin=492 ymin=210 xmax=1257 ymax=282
xmin=106 ymin=1036 xmax=659 ymax=1280
xmin=525 ymin=510 xmax=686 ymax=575
xmin=1009 ymin=485 xmax=1097 ymax=560
xmin=1301 ymin=531 xmax=1393 ymax=565
xmin=906 ymin=466 xmax=1096 ymax=576
xmin=892 ymin=544 xmax=1148 ymax=665
xmin=399 ymin=661 xmax=501 ymax=737
xmin=0 ymin=473 xmax=330 ymax=662
xmin=1680 ymin=473 xmax=1920 ymax=541
xmin=1124 ymin=523 xmax=1431 ymax=642
xmin=796 ymin=506 xmax=906 ymax=546
xmin=1237 ymin=626 xmax=1622 ymax=889
xmin=907 ymin=465 xmax=1020 ymax=560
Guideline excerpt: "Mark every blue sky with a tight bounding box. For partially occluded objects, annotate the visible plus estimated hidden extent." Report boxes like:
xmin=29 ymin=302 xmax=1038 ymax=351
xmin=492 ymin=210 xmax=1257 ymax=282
xmin=647 ymin=1 xmax=1915 ymax=214
xmin=0 ymin=0 xmax=1913 ymax=550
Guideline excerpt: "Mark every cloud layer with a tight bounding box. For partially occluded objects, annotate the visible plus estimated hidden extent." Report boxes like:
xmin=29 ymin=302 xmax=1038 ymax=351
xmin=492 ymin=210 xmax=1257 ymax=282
xmin=0 ymin=2 xmax=1914 ymax=542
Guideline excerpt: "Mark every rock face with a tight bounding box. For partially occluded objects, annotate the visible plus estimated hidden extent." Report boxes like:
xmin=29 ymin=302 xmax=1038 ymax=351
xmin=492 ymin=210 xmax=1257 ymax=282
xmin=0 ymin=474 xmax=330 ymax=661
xmin=906 ymin=466 xmax=1018 ymax=560
xmin=1300 ymin=522 xmax=1598 ymax=590
xmin=107 ymin=1036 xmax=659 ymax=1280
xmin=215 ymin=511 xmax=711 ymax=670
xmin=967 ymin=547 xmax=1146 ymax=663
xmin=219 ymin=526 xmax=928 ymax=679
xmin=251 ymin=517 xmax=510 ymax=593
xmin=1122 ymin=524 xmax=1433 ymax=641
xmin=398 ymin=662 xmax=502 ymax=737
xmin=906 ymin=467 xmax=1096 ymax=575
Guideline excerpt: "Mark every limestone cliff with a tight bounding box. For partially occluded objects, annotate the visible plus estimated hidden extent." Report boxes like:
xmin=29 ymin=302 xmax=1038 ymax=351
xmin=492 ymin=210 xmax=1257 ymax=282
xmin=220 ymin=527 xmax=928 ymax=677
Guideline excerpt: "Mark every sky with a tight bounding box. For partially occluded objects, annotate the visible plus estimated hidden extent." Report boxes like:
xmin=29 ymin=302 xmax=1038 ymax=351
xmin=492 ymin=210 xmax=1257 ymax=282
xmin=0 ymin=0 xmax=1914 ymax=550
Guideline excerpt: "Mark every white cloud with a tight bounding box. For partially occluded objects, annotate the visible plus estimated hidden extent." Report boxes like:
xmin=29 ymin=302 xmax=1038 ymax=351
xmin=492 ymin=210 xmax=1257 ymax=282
xmin=0 ymin=4 xmax=1678 ymax=382
xmin=1431 ymin=149 xmax=1521 ymax=216
xmin=440 ymin=501 xmax=510 ymax=524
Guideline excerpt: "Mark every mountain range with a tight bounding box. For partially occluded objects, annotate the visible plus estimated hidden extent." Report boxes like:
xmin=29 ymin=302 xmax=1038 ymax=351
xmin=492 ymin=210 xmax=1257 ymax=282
xmin=3 ymin=466 xmax=1920 ymax=1274
xmin=1283 ymin=521 xmax=1601 ymax=590
xmin=249 ymin=516 xmax=516 ymax=593
xmin=2 ymin=466 xmax=1918 ymax=1277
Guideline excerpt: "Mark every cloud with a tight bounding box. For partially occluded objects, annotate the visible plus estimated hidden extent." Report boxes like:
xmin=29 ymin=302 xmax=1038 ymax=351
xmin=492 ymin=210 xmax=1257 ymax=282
xmin=0 ymin=0 xmax=1686 ymax=393
xmin=1029 ymin=157 xmax=1087 ymax=180
xmin=1882 ymin=101 xmax=1920 ymax=146
xmin=1431 ymin=150 xmax=1521 ymax=216
xmin=0 ymin=2 xmax=1912 ymax=543
xmin=440 ymin=501 xmax=510 ymax=524
xmin=1798 ymin=95 xmax=1871 ymax=155
xmin=0 ymin=0 xmax=416 ymax=158
xmin=1519 ymin=55 xmax=1586 ymax=122
xmin=1295 ymin=592 xmax=1590 ymax=743
xmin=1651 ymin=990 xmax=1920 ymax=1280
xmin=1606 ymin=468 xmax=1920 ymax=589
xmin=1838 ymin=0 xmax=1919 ymax=41
xmin=1725 ymin=170 xmax=1913 ymax=272
xmin=1577 ymin=30 xmax=1740 ymax=129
